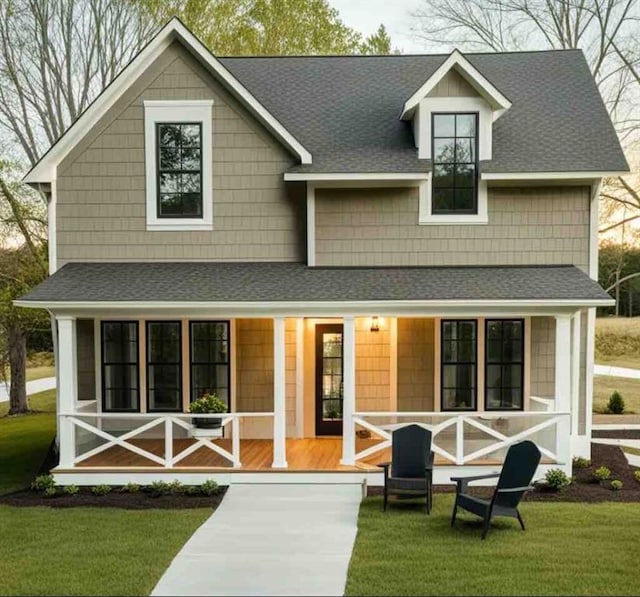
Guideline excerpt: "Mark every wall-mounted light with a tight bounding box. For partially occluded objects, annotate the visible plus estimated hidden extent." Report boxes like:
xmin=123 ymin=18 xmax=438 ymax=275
xmin=370 ymin=316 xmax=380 ymax=332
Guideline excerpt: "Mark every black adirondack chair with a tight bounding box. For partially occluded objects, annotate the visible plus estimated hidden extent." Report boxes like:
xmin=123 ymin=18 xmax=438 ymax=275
xmin=450 ymin=440 xmax=541 ymax=539
xmin=379 ymin=424 xmax=434 ymax=514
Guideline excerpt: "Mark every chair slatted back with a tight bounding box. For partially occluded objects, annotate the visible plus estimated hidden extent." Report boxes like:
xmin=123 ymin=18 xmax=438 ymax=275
xmin=494 ymin=440 xmax=541 ymax=508
xmin=391 ymin=424 xmax=432 ymax=478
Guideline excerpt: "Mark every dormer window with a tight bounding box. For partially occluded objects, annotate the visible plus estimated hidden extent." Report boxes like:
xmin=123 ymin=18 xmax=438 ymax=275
xmin=144 ymin=100 xmax=213 ymax=231
xmin=432 ymin=113 xmax=478 ymax=214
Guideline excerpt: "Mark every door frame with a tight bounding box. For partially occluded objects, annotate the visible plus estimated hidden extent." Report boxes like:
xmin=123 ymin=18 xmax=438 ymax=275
xmin=315 ymin=323 xmax=344 ymax=436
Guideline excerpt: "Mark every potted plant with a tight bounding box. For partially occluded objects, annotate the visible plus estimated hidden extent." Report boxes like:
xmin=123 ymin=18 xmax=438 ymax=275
xmin=189 ymin=393 xmax=227 ymax=429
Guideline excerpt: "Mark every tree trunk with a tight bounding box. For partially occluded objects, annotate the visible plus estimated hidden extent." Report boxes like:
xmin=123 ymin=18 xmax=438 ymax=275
xmin=8 ymin=323 xmax=29 ymax=415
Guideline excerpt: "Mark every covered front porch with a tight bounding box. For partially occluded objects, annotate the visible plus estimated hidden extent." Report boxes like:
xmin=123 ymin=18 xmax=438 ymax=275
xmin=52 ymin=311 xmax=580 ymax=485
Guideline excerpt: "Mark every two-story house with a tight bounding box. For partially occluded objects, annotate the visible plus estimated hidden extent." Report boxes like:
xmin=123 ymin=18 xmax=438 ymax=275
xmin=17 ymin=18 xmax=627 ymax=487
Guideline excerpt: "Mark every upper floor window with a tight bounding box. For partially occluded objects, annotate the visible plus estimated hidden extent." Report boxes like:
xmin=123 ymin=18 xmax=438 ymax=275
xmin=431 ymin=113 xmax=478 ymax=214
xmin=144 ymin=100 xmax=213 ymax=231
xmin=157 ymin=123 xmax=202 ymax=218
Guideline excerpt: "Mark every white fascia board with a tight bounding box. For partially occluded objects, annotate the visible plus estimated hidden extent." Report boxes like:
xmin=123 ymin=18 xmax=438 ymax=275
xmin=24 ymin=18 xmax=310 ymax=184
xmin=482 ymin=171 xmax=628 ymax=181
xmin=400 ymin=50 xmax=512 ymax=120
xmin=14 ymin=298 xmax=615 ymax=314
xmin=284 ymin=172 xmax=429 ymax=182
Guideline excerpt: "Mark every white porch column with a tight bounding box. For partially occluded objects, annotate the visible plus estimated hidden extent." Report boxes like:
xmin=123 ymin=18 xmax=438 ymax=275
xmin=57 ymin=315 xmax=77 ymax=468
xmin=341 ymin=315 xmax=356 ymax=466
xmin=554 ymin=313 xmax=572 ymax=464
xmin=272 ymin=317 xmax=288 ymax=468
xmin=571 ymin=312 xmax=581 ymax=436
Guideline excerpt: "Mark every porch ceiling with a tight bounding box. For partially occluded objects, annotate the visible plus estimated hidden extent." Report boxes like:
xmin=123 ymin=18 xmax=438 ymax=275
xmin=16 ymin=262 xmax=612 ymax=310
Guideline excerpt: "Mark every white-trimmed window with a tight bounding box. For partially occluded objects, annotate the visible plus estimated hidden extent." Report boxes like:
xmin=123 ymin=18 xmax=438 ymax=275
xmin=144 ymin=100 xmax=213 ymax=231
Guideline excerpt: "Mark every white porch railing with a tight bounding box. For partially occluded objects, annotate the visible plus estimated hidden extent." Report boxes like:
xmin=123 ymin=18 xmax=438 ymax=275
xmin=352 ymin=410 xmax=571 ymax=466
xmin=58 ymin=412 xmax=273 ymax=469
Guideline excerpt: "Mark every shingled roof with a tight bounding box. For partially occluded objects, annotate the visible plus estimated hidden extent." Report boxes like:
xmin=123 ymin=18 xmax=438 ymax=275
xmin=220 ymin=50 xmax=628 ymax=174
xmin=18 ymin=262 xmax=612 ymax=306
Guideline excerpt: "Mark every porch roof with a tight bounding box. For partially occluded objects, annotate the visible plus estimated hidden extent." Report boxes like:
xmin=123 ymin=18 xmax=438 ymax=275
xmin=17 ymin=262 xmax=612 ymax=308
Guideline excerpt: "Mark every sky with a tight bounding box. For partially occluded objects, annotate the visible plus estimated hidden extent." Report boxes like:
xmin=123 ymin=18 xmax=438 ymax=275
xmin=328 ymin=0 xmax=427 ymax=54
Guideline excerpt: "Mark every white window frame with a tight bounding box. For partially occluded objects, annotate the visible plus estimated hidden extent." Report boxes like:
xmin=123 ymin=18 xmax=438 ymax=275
xmin=416 ymin=97 xmax=490 ymax=225
xmin=144 ymin=100 xmax=213 ymax=231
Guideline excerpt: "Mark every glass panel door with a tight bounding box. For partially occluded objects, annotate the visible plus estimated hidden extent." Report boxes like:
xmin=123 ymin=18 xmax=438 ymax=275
xmin=315 ymin=324 xmax=344 ymax=436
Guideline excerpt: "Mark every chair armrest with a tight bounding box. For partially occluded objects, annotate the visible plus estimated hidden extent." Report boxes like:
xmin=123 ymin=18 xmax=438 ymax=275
xmin=497 ymin=485 xmax=534 ymax=493
xmin=450 ymin=472 xmax=500 ymax=493
xmin=426 ymin=451 xmax=435 ymax=471
xmin=377 ymin=461 xmax=391 ymax=469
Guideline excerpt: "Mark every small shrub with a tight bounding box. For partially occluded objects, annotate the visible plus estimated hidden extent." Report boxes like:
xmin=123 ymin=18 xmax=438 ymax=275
xmin=185 ymin=486 xmax=200 ymax=496
xmin=43 ymin=486 xmax=57 ymax=498
xmin=63 ymin=485 xmax=80 ymax=496
xmin=120 ymin=483 xmax=140 ymax=493
xmin=634 ymin=470 xmax=640 ymax=483
xmin=572 ymin=457 xmax=591 ymax=469
xmin=593 ymin=466 xmax=612 ymax=482
xmin=169 ymin=480 xmax=185 ymax=495
xmin=607 ymin=391 xmax=625 ymax=414
xmin=200 ymin=479 xmax=220 ymax=496
xmin=31 ymin=474 xmax=55 ymax=492
xmin=544 ymin=468 xmax=572 ymax=490
xmin=146 ymin=481 xmax=171 ymax=497
xmin=91 ymin=484 xmax=112 ymax=496
xmin=610 ymin=479 xmax=623 ymax=490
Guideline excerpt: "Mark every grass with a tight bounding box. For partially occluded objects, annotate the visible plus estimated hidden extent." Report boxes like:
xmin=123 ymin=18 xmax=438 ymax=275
xmin=596 ymin=317 xmax=640 ymax=369
xmin=0 ymin=506 xmax=211 ymax=596
xmin=25 ymin=365 xmax=55 ymax=381
xmin=346 ymin=495 xmax=640 ymax=596
xmin=0 ymin=387 xmax=213 ymax=596
xmin=0 ymin=390 xmax=56 ymax=495
xmin=593 ymin=376 xmax=640 ymax=414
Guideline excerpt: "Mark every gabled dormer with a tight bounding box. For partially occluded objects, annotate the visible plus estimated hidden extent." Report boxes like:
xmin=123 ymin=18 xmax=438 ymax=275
xmin=400 ymin=51 xmax=512 ymax=224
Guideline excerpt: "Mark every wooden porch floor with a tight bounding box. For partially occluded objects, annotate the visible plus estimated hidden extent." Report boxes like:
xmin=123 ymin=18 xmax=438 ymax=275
xmin=72 ymin=437 xmax=518 ymax=471
xmin=75 ymin=437 xmax=390 ymax=472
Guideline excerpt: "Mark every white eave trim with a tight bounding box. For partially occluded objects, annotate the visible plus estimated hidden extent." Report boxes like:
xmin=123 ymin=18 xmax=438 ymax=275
xmin=284 ymin=172 xmax=429 ymax=182
xmin=400 ymin=50 xmax=512 ymax=120
xmin=24 ymin=17 xmax=311 ymax=184
xmin=14 ymin=298 xmax=615 ymax=312
xmin=482 ymin=171 xmax=628 ymax=181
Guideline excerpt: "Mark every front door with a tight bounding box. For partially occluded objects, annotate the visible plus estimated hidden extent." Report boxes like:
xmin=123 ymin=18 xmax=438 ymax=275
xmin=315 ymin=324 xmax=344 ymax=436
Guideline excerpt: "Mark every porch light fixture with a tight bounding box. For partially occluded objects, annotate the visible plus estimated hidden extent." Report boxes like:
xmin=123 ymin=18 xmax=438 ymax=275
xmin=370 ymin=316 xmax=380 ymax=332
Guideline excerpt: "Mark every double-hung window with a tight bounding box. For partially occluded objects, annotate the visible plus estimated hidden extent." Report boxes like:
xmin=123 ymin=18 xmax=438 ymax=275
xmin=189 ymin=321 xmax=230 ymax=408
xmin=441 ymin=320 xmax=477 ymax=411
xmin=144 ymin=100 xmax=213 ymax=231
xmin=485 ymin=319 xmax=524 ymax=410
xmin=432 ymin=113 xmax=478 ymax=214
xmin=146 ymin=321 xmax=182 ymax=412
xmin=101 ymin=321 xmax=139 ymax=412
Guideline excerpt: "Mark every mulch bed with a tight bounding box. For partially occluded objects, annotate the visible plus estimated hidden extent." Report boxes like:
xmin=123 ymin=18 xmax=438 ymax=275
xmin=593 ymin=429 xmax=640 ymax=439
xmin=0 ymin=487 xmax=227 ymax=510
xmin=368 ymin=443 xmax=640 ymax=503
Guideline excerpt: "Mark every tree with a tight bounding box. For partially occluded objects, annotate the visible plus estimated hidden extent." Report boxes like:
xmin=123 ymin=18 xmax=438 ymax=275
xmin=411 ymin=0 xmax=640 ymax=233
xmin=139 ymin=0 xmax=392 ymax=55
xmin=0 ymin=0 xmax=154 ymax=414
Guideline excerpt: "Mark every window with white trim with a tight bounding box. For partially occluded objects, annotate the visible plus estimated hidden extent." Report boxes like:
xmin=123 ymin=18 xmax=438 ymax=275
xmin=144 ymin=100 xmax=213 ymax=231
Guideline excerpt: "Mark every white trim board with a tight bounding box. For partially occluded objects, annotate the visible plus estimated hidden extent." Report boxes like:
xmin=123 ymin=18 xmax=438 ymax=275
xmin=24 ymin=17 xmax=311 ymax=184
xmin=482 ymin=171 xmax=626 ymax=181
xmin=400 ymin=50 xmax=512 ymax=120
xmin=284 ymin=172 xmax=428 ymax=182
xmin=144 ymin=100 xmax=213 ymax=231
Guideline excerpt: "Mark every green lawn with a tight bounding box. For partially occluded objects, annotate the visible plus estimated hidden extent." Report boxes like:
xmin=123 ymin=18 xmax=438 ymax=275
xmin=346 ymin=496 xmax=640 ymax=596
xmin=593 ymin=375 xmax=640 ymax=413
xmin=0 ymin=388 xmax=213 ymax=596
xmin=25 ymin=365 xmax=55 ymax=381
xmin=0 ymin=506 xmax=211 ymax=596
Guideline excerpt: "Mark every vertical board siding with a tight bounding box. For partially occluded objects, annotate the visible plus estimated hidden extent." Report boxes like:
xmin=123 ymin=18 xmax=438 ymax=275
xmin=236 ymin=319 xmax=274 ymax=413
xmin=315 ymin=186 xmax=590 ymax=270
xmin=530 ymin=316 xmax=556 ymax=400
xmin=427 ymin=69 xmax=478 ymax=97
xmin=56 ymin=42 xmax=304 ymax=265
xmin=285 ymin=318 xmax=297 ymax=436
xmin=397 ymin=318 xmax=435 ymax=411
xmin=76 ymin=318 xmax=96 ymax=401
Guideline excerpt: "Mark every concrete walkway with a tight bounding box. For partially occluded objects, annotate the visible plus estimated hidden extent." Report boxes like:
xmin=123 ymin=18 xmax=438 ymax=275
xmin=152 ymin=484 xmax=362 ymax=597
xmin=0 ymin=377 xmax=56 ymax=403
xmin=594 ymin=364 xmax=640 ymax=379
